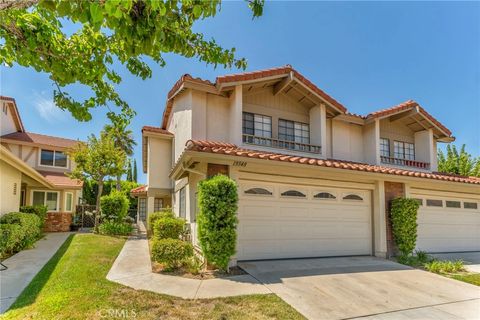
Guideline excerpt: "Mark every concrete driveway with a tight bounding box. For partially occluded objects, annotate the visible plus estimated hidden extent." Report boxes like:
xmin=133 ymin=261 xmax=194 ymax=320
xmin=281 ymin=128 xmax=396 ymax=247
xmin=430 ymin=252 xmax=480 ymax=273
xmin=238 ymin=257 xmax=480 ymax=320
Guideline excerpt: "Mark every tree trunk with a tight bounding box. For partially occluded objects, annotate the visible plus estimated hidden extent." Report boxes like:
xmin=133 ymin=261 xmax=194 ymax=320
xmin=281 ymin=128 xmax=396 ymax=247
xmin=116 ymin=174 xmax=121 ymax=191
xmin=95 ymin=180 xmax=104 ymax=228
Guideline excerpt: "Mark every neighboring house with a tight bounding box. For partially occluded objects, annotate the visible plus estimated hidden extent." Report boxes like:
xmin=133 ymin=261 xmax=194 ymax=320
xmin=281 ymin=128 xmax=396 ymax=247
xmin=0 ymin=96 xmax=82 ymax=231
xmin=135 ymin=65 xmax=480 ymax=263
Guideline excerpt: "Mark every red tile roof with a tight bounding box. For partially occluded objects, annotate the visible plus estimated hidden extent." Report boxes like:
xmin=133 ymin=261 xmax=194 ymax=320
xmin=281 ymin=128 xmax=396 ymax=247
xmin=367 ymin=100 xmax=452 ymax=137
xmin=142 ymin=126 xmax=173 ymax=135
xmin=217 ymin=65 xmax=347 ymax=113
xmin=130 ymin=185 xmax=147 ymax=194
xmin=184 ymin=140 xmax=480 ymax=185
xmin=37 ymin=170 xmax=83 ymax=188
xmin=1 ymin=131 xmax=80 ymax=148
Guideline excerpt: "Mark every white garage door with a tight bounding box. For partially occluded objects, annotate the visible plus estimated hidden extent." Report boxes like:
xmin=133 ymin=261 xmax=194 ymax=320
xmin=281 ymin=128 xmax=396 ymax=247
xmin=413 ymin=193 xmax=480 ymax=252
xmin=237 ymin=182 xmax=372 ymax=261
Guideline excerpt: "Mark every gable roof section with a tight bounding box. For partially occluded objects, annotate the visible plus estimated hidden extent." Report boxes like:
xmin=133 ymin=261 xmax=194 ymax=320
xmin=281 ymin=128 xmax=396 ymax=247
xmin=1 ymin=96 xmax=25 ymax=132
xmin=161 ymin=65 xmax=347 ymax=129
xmin=216 ymin=65 xmax=347 ymax=113
xmin=366 ymin=100 xmax=452 ymax=138
xmin=183 ymin=140 xmax=480 ymax=185
xmin=1 ymin=131 xmax=80 ymax=149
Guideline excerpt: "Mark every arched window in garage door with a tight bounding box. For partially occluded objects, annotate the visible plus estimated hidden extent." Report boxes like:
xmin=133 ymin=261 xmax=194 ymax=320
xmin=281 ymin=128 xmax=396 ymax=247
xmin=343 ymin=194 xmax=363 ymax=201
xmin=244 ymin=187 xmax=273 ymax=196
xmin=281 ymin=190 xmax=306 ymax=198
xmin=314 ymin=192 xmax=336 ymax=200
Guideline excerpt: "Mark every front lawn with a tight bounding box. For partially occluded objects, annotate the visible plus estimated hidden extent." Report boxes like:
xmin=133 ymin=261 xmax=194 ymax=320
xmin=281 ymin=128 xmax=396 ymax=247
xmin=449 ymin=273 xmax=480 ymax=286
xmin=2 ymin=234 xmax=304 ymax=320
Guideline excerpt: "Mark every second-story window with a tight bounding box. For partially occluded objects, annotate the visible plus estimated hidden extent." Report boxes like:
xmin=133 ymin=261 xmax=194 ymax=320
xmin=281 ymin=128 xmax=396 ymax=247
xmin=380 ymin=138 xmax=390 ymax=157
xmin=278 ymin=119 xmax=310 ymax=144
xmin=394 ymin=141 xmax=415 ymax=160
xmin=40 ymin=149 xmax=68 ymax=168
xmin=242 ymin=112 xmax=272 ymax=138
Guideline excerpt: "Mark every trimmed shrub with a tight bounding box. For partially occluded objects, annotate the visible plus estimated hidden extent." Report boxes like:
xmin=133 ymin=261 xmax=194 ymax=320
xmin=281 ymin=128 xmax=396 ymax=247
xmin=390 ymin=198 xmax=419 ymax=257
xmin=424 ymin=260 xmax=465 ymax=274
xmin=0 ymin=223 xmax=23 ymax=258
xmin=0 ymin=212 xmax=41 ymax=249
xmin=98 ymin=221 xmax=133 ymax=236
xmin=147 ymin=208 xmax=174 ymax=231
xmin=100 ymin=190 xmax=129 ymax=222
xmin=197 ymin=175 xmax=238 ymax=271
xmin=153 ymin=217 xmax=185 ymax=240
xmin=151 ymin=238 xmax=193 ymax=270
xmin=20 ymin=205 xmax=48 ymax=228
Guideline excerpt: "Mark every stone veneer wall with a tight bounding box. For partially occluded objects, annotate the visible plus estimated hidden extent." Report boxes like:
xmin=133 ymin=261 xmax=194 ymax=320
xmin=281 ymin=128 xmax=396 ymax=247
xmin=44 ymin=212 xmax=72 ymax=232
xmin=384 ymin=181 xmax=405 ymax=258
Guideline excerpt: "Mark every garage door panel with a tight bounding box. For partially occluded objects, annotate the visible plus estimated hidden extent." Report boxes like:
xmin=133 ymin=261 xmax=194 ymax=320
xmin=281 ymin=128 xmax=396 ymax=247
xmin=237 ymin=181 xmax=373 ymax=260
xmin=414 ymin=193 xmax=480 ymax=253
xmin=241 ymin=204 xmax=276 ymax=219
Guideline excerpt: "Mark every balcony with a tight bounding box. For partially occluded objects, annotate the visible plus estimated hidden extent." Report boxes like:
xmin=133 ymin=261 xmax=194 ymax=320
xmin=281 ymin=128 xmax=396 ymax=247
xmin=242 ymin=134 xmax=321 ymax=154
xmin=380 ymin=156 xmax=430 ymax=170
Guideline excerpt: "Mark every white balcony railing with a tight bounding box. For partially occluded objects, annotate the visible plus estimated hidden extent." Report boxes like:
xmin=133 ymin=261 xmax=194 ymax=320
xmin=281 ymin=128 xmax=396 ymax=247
xmin=380 ymin=156 xmax=430 ymax=170
xmin=242 ymin=134 xmax=321 ymax=154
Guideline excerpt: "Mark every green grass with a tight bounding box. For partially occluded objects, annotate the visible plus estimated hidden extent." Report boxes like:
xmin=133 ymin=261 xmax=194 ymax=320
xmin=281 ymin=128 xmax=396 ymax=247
xmin=450 ymin=273 xmax=480 ymax=286
xmin=1 ymin=234 xmax=304 ymax=320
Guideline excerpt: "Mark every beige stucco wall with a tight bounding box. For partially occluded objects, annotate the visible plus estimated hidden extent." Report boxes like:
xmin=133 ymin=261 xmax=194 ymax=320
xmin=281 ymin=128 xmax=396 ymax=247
xmin=331 ymin=120 xmax=365 ymax=162
xmin=363 ymin=121 xmax=379 ymax=165
xmin=0 ymin=161 xmax=22 ymax=215
xmin=206 ymin=94 xmax=230 ymax=141
xmin=168 ymin=91 xmax=193 ymax=162
xmin=147 ymin=137 xmax=172 ymax=189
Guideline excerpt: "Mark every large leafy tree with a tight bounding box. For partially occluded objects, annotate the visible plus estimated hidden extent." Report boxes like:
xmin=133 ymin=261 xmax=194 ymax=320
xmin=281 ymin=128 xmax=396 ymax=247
xmin=0 ymin=0 xmax=264 ymax=121
xmin=437 ymin=144 xmax=480 ymax=177
xmin=68 ymin=132 xmax=126 ymax=212
xmin=103 ymin=110 xmax=136 ymax=190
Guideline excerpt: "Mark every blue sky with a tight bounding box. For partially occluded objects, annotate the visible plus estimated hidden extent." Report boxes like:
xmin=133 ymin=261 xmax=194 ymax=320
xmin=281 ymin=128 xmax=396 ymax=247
xmin=1 ymin=2 xmax=479 ymax=183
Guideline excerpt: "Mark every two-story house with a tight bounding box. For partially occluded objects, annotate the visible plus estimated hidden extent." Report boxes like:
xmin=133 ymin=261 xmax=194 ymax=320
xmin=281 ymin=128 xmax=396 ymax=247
xmin=136 ymin=65 xmax=480 ymax=263
xmin=0 ymin=96 xmax=82 ymax=231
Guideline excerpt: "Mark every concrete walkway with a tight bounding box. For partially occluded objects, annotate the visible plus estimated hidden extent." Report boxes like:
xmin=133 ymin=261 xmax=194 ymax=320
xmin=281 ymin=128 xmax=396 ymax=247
xmin=0 ymin=232 xmax=72 ymax=313
xmin=106 ymin=235 xmax=270 ymax=299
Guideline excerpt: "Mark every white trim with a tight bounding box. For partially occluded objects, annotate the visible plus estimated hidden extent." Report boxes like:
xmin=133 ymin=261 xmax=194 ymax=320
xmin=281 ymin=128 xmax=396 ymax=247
xmin=38 ymin=148 xmax=69 ymax=169
xmin=65 ymin=192 xmax=73 ymax=212
xmin=30 ymin=190 xmax=60 ymax=212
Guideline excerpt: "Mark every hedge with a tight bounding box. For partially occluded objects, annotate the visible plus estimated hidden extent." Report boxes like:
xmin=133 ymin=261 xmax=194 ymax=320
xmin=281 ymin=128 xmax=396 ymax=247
xmin=98 ymin=221 xmax=133 ymax=236
xmin=153 ymin=217 xmax=185 ymax=240
xmin=20 ymin=205 xmax=48 ymax=228
xmin=100 ymin=190 xmax=129 ymax=222
xmin=390 ymin=198 xmax=420 ymax=257
xmin=197 ymin=175 xmax=238 ymax=271
xmin=151 ymin=238 xmax=193 ymax=270
xmin=148 ymin=208 xmax=174 ymax=231
xmin=0 ymin=212 xmax=42 ymax=258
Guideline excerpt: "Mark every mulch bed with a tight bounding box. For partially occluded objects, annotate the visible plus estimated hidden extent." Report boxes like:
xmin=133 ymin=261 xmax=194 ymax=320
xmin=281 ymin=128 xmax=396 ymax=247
xmin=152 ymin=262 xmax=247 ymax=279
